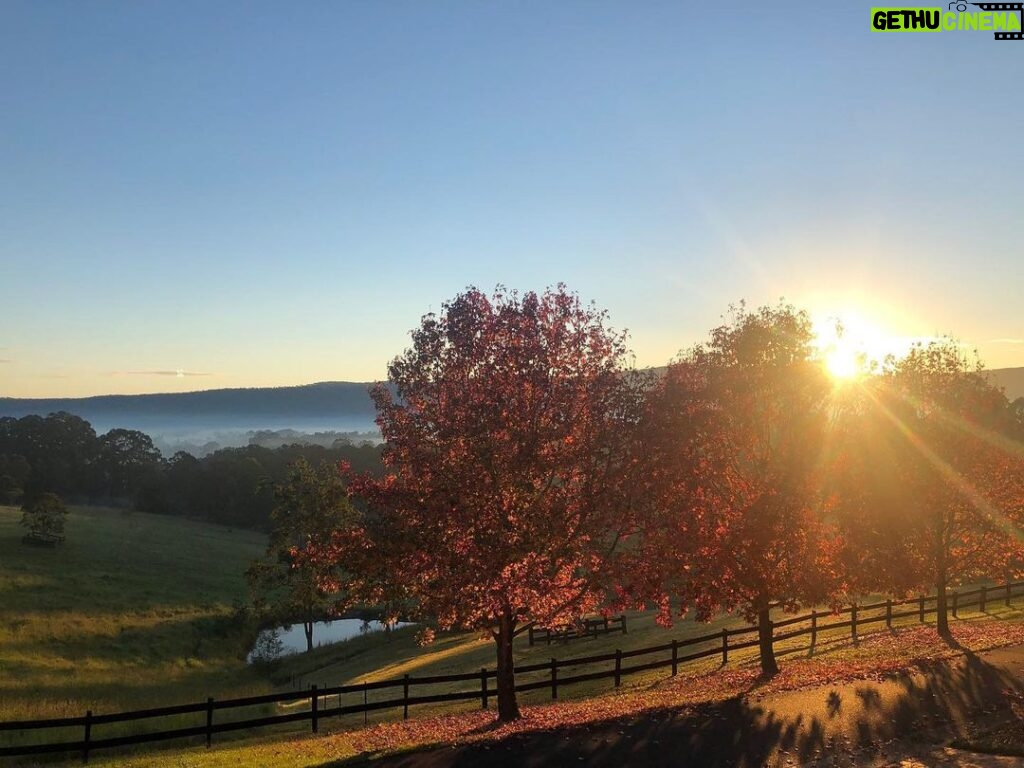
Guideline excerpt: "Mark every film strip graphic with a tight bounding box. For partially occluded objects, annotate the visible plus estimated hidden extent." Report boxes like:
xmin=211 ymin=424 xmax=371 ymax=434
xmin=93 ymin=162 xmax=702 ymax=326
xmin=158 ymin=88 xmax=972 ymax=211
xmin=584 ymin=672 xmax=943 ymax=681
xmin=970 ymin=2 xmax=1024 ymax=38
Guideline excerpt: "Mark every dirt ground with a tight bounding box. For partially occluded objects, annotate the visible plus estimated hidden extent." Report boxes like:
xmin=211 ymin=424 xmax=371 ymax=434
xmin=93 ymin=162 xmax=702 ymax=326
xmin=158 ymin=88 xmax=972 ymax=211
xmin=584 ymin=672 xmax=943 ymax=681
xmin=331 ymin=644 xmax=1024 ymax=767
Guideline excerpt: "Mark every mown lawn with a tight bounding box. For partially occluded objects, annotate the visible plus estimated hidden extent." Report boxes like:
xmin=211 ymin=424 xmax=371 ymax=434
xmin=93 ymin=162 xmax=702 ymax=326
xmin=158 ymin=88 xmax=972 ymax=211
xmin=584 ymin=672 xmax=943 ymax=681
xmin=0 ymin=504 xmax=268 ymax=725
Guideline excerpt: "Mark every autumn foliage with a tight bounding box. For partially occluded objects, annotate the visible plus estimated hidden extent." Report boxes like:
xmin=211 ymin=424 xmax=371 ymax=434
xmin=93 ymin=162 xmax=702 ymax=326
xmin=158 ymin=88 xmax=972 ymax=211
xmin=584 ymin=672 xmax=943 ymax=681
xmin=836 ymin=339 xmax=1024 ymax=636
xmin=347 ymin=285 xmax=647 ymax=720
xmin=303 ymin=289 xmax=1024 ymax=724
xmin=629 ymin=303 xmax=845 ymax=675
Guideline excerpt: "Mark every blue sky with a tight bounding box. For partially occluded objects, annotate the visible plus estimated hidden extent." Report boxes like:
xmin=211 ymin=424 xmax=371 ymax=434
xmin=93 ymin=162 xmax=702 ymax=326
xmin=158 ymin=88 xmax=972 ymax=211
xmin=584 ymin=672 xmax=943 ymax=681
xmin=2 ymin=1 xmax=1023 ymax=397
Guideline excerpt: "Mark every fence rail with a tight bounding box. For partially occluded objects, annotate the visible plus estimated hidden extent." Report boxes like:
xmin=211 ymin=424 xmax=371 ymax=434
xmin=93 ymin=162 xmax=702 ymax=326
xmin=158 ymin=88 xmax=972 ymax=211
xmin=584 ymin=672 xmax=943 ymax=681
xmin=527 ymin=614 xmax=628 ymax=645
xmin=3 ymin=579 xmax=1023 ymax=763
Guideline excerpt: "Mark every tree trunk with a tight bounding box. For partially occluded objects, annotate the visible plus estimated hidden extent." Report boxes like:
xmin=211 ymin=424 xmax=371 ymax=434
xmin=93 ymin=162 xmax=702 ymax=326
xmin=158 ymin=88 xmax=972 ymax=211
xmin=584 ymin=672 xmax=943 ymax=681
xmin=304 ymin=620 xmax=314 ymax=653
xmin=757 ymin=605 xmax=779 ymax=677
xmin=936 ymin=570 xmax=950 ymax=639
xmin=935 ymin=522 xmax=951 ymax=639
xmin=494 ymin=609 xmax=521 ymax=721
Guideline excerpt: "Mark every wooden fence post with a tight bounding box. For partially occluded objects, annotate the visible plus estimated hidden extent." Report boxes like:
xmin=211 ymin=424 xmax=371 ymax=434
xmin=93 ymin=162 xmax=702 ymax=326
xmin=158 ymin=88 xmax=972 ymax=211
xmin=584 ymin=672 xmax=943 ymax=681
xmin=82 ymin=710 xmax=92 ymax=765
xmin=54 ymin=586 xmax=1024 ymax=761
xmin=311 ymin=685 xmax=318 ymax=734
xmin=528 ymin=626 xmax=535 ymax=646
xmin=206 ymin=697 xmax=214 ymax=748
xmin=621 ymin=615 xmax=628 ymax=635
xmin=403 ymin=675 xmax=410 ymax=720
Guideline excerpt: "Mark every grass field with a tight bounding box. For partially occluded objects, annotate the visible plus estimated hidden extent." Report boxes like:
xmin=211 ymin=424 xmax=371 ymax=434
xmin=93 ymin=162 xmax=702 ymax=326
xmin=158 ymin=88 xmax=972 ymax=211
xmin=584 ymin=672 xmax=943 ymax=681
xmin=266 ymin=584 xmax=1024 ymax=727
xmin=0 ymin=504 xmax=268 ymax=723
xmin=5 ymin=503 xmax=1024 ymax=766
xmin=84 ymin=605 xmax=1024 ymax=768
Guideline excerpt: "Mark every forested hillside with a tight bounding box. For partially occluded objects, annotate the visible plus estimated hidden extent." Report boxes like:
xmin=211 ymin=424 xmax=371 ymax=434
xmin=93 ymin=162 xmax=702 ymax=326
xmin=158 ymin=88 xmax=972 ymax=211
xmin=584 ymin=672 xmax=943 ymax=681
xmin=0 ymin=412 xmax=381 ymax=531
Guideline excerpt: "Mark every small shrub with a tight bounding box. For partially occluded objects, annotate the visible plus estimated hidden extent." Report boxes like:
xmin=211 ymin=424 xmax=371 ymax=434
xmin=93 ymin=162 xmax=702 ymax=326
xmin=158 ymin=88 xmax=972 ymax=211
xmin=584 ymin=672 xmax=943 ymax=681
xmin=250 ymin=630 xmax=285 ymax=663
xmin=20 ymin=492 xmax=68 ymax=543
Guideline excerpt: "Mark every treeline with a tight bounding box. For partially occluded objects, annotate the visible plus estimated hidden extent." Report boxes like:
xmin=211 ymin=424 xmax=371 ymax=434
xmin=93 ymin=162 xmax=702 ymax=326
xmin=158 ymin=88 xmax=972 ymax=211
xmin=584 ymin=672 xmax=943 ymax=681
xmin=0 ymin=413 xmax=381 ymax=531
xmin=288 ymin=287 xmax=1024 ymax=723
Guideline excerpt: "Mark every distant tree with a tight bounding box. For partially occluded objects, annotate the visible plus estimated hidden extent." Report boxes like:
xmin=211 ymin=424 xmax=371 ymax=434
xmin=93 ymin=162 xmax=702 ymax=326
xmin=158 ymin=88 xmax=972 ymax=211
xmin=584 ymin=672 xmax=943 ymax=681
xmin=0 ymin=475 xmax=22 ymax=505
xmin=343 ymin=286 xmax=647 ymax=721
xmin=3 ymin=413 xmax=99 ymax=498
xmin=247 ymin=458 xmax=361 ymax=652
xmin=837 ymin=340 xmax=1024 ymax=638
xmin=20 ymin=492 xmax=68 ymax=542
xmin=0 ymin=453 xmax=30 ymax=505
xmin=638 ymin=303 xmax=843 ymax=677
xmin=97 ymin=428 xmax=163 ymax=501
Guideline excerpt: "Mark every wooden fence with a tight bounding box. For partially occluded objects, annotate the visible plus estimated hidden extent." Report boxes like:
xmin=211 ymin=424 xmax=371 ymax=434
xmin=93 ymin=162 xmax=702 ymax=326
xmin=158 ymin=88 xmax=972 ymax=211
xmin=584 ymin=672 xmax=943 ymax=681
xmin=2 ymin=580 xmax=1022 ymax=763
xmin=528 ymin=614 xmax=628 ymax=645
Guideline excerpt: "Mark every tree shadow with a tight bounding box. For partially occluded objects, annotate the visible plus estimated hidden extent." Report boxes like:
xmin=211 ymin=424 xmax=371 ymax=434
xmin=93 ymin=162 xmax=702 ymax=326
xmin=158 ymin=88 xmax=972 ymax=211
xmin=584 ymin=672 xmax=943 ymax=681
xmin=940 ymin=631 xmax=967 ymax=652
xmin=320 ymin=651 xmax=1024 ymax=768
xmin=333 ymin=697 xmax=807 ymax=768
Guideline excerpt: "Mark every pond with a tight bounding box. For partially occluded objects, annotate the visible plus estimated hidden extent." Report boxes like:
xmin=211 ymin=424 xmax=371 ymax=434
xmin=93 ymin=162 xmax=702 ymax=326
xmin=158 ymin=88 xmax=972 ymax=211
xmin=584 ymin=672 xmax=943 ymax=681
xmin=248 ymin=618 xmax=413 ymax=662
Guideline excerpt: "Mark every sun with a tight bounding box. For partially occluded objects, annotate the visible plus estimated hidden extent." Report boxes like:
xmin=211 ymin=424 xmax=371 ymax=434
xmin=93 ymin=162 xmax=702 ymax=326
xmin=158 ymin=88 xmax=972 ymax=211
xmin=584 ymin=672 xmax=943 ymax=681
xmin=812 ymin=308 xmax=896 ymax=382
xmin=824 ymin=343 xmax=863 ymax=380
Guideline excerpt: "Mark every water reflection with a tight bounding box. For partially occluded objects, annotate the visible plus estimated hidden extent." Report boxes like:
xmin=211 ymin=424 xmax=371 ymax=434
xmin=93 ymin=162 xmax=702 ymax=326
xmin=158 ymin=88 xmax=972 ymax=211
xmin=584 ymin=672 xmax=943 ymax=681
xmin=248 ymin=618 xmax=412 ymax=662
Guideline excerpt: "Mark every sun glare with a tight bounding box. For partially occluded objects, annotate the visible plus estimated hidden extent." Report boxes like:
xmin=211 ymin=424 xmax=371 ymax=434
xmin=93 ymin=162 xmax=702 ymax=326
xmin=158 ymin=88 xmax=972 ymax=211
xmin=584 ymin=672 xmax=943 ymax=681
xmin=812 ymin=308 xmax=901 ymax=382
xmin=825 ymin=344 xmax=862 ymax=380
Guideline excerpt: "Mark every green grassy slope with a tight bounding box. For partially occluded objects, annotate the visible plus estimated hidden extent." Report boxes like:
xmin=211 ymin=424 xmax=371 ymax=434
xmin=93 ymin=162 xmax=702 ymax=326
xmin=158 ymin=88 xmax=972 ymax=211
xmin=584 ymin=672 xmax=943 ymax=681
xmin=0 ymin=505 xmax=268 ymax=722
xmin=6 ymin=502 xmax=1023 ymax=766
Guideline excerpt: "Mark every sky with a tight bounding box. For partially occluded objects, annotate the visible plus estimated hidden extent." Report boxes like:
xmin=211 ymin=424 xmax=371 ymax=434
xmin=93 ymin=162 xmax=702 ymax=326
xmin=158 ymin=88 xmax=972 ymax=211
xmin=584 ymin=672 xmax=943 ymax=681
xmin=2 ymin=1 xmax=1023 ymax=398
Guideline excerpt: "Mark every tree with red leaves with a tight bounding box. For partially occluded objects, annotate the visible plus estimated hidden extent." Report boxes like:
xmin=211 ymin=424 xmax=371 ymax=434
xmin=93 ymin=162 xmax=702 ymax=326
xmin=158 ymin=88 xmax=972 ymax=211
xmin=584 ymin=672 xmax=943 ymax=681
xmin=350 ymin=285 xmax=647 ymax=721
xmin=637 ymin=303 xmax=844 ymax=677
xmin=837 ymin=339 xmax=1024 ymax=638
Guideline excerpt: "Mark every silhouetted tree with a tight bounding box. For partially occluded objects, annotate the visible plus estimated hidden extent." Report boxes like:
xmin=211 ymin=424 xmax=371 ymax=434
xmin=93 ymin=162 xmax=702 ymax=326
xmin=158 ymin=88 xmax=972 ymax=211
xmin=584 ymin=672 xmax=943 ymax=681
xmin=97 ymin=428 xmax=163 ymax=501
xmin=0 ymin=453 xmax=30 ymax=504
xmin=0 ymin=413 xmax=98 ymax=498
xmin=838 ymin=340 xmax=1024 ymax=638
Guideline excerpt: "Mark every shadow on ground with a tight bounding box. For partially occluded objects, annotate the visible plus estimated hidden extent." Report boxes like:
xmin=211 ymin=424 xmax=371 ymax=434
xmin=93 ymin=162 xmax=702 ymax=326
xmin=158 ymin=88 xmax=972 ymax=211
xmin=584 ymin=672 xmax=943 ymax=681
xmin=321 ymin=649 xmax=1024 ymax=768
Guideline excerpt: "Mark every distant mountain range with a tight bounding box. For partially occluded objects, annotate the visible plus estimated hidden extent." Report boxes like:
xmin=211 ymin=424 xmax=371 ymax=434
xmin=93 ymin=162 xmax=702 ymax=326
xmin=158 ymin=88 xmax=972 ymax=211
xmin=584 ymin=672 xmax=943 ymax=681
xmin=1 ymin=368 xmax=1021 ymax=439
xmin=988 ymin=367 xmax=1024 ymax=401
xmin=0 ymin=381 xmax=385 ymax=436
